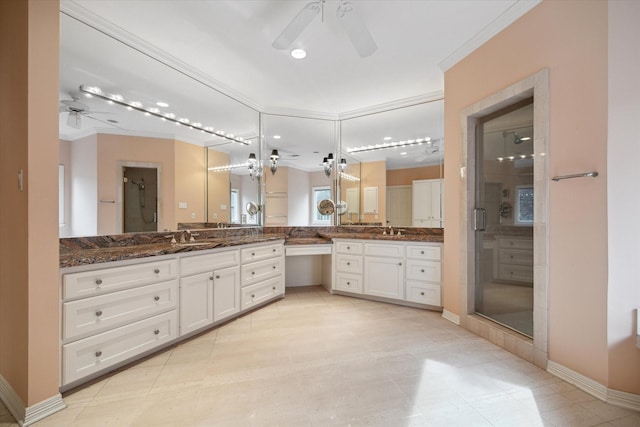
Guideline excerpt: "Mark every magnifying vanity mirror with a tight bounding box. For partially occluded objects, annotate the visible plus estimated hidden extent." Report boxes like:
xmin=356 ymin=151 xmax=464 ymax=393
xmin=59 ymin=13 xmax=260 ymax=237
xmin=339 ymin=100 xmax=444 ymax=228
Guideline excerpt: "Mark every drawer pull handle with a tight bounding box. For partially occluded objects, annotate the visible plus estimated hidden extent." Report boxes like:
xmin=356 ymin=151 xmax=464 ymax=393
xmin=154 ymin=329 xmax=160 ymax=335
xmin=154 ymin=296 xmax=160 ymax=301
xmin=95 ymin=279 xmax=103 ymax=285
xmin=95 ymin=351 xmax=102 ymax=357
xmin=154 ymin=268 xmax=160 ymax=274
xmin=95 ymin=310 xmax=103 ymax=317
xmin=215 ymin=275 xmax=220 ymax=279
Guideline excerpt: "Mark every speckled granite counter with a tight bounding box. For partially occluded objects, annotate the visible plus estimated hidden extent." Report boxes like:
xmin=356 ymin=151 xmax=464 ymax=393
xmin=60 ymin=226 xmax=443 ymax=268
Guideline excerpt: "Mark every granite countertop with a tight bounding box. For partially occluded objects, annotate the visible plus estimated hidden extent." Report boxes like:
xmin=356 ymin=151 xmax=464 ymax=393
xmin=284 ymin=236 xmax=332 ymax=245
xmin=60 ymin=235 xmax=285 ymax=268
xmin=318 ymin=232 xmax=444 ymax=243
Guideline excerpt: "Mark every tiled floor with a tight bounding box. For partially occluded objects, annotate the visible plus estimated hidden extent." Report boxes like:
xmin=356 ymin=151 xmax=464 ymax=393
xmin=2 ymin=286 xmax=639 ymax=426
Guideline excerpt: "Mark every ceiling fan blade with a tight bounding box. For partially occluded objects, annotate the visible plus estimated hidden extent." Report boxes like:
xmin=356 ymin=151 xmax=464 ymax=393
xmin=66 ymin=112 xmax=81 ymax=129
xmin=337 ymin=1 xmax=377 ymax=58
xmin=272 ymin=1 xmax=321 ymax=50
xmin=84 ymin=114 xmax=126 ymax=130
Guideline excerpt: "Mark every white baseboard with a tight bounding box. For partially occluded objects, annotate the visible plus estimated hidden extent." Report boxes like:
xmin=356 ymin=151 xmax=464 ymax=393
xmin=442 ymin=309 xmax=460 ymax=325
xmin=0 ymin=375 xmax=66 ymax=426
xmin=547 ymin=361 xmax=640 ymax=412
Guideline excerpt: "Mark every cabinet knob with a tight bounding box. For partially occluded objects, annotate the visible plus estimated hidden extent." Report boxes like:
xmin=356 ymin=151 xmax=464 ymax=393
xmin=347 ymin=262 xmax=351 ymax=266
xmin=209 ymin=276 xmax=214 ymax=281
xmin=154 ymin=329 xmax=160 ymax=335
xmin=215 ymin=275 xmax=220 ymax=279
xmin=420 ymin=292 xmax=425 ymax=296
xmin=272 ymin=248 xmax=276 ymax=252
xmin=251 ymin=252 xmax=255 ymax=256
xmin=95 ymin=279 xmax=103 ymax=285
xmin=347 ymin=282 xmax=351 ymax=285
xmin=347 ymin=246 xmax=350 ymax=250
xmin=154 ymin=268 xmax=160 ymax=274
xmin=272 ymin=286 xmax=276 ymax=290
xmin=421 ymin=251 xmax=425 ymax=255
xmin=251 ymin=271 xmax=255 ymax=275
xmin=95 ymin=310 xmax=103 ymax=317
xmin=398 ymin=262 xmax=402 ymax=266
xmin=510 ymin=255 xmax=514 ymax=259
xmin=154 ymin=296 xmax=160 ymax=301
xmin=421 ymin=269 xmax=425 ymax=273
xmin=251 ymin=294 xmax=255 ymax=298
xmin=272 ymin=265 xmax=276 ymax=269
xmin=95 ymin=351 xmax=102 ymax=357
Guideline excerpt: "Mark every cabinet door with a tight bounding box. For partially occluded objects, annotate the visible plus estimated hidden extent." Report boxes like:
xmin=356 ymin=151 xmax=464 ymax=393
xmin=428 ymin=180 xmax=442 ymax=221
xmin=364 ymin=256 xmax=404 ymax=300
xmin=213 ymin=266 xmax=240 ymax=322
xmin=180 ymin=272 xmax=213 ymax=335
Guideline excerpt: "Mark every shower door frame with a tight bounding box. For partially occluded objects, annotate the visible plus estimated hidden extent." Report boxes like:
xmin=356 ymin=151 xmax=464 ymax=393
xmin=116 ymin=161 xmax=163 ymax=233
xmin=458 ymin=69 xmax=549 ymax=368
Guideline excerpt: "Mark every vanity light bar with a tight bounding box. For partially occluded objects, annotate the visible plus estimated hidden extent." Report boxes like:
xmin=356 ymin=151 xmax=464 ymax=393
xmin=347 ymin=137 xmax=432 ymax=154
xmin=79 ymin=85 xmax=250 ymax=146
xmin=339 ymin=172 xmax=361 ymax=182
xmin=208 ymin=162 xmax=251 ymax=172
xmin=496 ymin=153 xmax=538 ymax=162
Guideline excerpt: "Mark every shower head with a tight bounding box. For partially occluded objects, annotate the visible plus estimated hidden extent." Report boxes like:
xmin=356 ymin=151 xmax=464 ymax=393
xmin=130 ymin=178 xmax=145 ymax=189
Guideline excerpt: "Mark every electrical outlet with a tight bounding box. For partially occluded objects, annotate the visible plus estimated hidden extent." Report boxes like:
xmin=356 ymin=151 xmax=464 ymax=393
xmin=191 ymin=212 xmax=196 ymax=219
xmin=213 ymin=213 xmax=218 ymax=219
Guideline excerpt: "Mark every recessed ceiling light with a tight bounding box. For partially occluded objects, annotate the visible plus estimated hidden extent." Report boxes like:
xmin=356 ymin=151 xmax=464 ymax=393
xmin=383 ymin=136 xmax=392 ymax=141
xmin=273 ymin=135 xmax=281 ymax=139
xmin=400 ymin=152 xmax=407 ymax=155
xmin=290 ymin=48 xmax=307 ymax=59
xmin=156 ymin=101 xmax=169 ymax=108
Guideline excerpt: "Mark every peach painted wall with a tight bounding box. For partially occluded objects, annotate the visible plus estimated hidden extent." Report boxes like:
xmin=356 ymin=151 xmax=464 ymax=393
xmin=0 ymin=0 xmax=60 ymax=406
xmin=97 ymin=134 xmax=175 ymax=234
xmin=174 ymin=140 xmax=205 ymax=224
xmin=606 ymin=0 xmax=640 ymax=394
xmin=360 ymin=161 xmax=386 ymax=224
xmin=386 ymin=165 xmax=441 ymax=186
xmin=444 ymin=0 xmax=609 ymax=386
xmin=206 ymin=148 xmax=230 ymax=223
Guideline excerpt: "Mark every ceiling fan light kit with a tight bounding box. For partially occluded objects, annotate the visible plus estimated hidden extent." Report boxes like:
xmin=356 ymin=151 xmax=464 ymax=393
xmin=272 ymin=0 xmax=377 ymax=58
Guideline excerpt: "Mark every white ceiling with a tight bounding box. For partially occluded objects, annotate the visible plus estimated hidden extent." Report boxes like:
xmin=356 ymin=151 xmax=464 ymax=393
xmin=59 ymin=0 xmax=540 ymax=171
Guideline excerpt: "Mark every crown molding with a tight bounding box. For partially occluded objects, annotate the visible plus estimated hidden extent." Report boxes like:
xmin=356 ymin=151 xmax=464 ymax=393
xmin=438 ymin=0 xmax=542 ymax=72
xmin=338 ymin=91 xmax=444 ymax=121
xmin=60 ymin=0 xmax=263 ymax=113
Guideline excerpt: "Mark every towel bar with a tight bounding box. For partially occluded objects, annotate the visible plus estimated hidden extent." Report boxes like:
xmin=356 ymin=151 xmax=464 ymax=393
xmin=551 ymin=172 xmax=598 ymax=182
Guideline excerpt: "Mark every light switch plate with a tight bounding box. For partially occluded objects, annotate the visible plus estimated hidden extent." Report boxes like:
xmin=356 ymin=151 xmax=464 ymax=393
xmin=178 ymin=202 xmax=187 ymax=209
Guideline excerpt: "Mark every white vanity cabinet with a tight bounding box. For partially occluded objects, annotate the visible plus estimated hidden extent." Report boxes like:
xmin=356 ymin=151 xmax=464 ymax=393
xmin=179 ymin=248 xmax=240 ymax=336
xmin=412 ymin=179 xmax=443 ymax=228
xmin=405 ymin=244 xmax=442 ymax=305
xmin=61 ymin=258 xmax=179 ymax=386
xmin=363 ymin=242 xmax=404 ymax=299
xmin=240 ymin=242 xmax=285 ymax=310
xmin=494 ymin=236 xmax=533 ymax=284
xmin=332 ymin=239 xmax=443 ymax=307
xmin=333 ymin=240 xmax=363 ymax=294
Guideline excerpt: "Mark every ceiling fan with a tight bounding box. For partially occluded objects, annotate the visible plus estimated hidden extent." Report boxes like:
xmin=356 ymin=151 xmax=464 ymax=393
xmin=272 ymin=0 xmax=378 ymax=58
xmin=416 ymin=140 xmax=441 ymax=162
xmin=59 ymin=97 xmax=115 ymax=130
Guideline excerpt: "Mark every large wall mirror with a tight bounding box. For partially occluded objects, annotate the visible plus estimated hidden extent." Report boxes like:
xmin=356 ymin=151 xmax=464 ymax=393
xmin=261 ymin=114 xmax=337 ymax=226
xmin=59 ymin=13 xmax=260 ymax=237
xmin=339 ymin=100 xmax=444 ymax=228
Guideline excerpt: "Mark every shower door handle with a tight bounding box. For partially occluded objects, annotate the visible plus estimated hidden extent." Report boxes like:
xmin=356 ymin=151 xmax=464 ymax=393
xmin=153 ymin=211 xmax=157 ymax=223
xmin=473 ymin=208 xmax=486 ymax=231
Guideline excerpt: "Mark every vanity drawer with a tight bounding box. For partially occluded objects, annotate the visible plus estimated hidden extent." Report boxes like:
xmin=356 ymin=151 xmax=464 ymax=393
xmin=63 ymin=259 xmax=178 ymax=300
xmin=63 ymin=280 xmax=178 ymax=341
xmin=406 ymin=259 xmax=441 ymax=283
xmin=365 ymin=242 xmax=404 ymax=258
xmin=498 ymin=248 xmax=533 ymax=266
xmin=180 ymin=249 xmax=239 ymax=276
xmin=335 ymin=273 xmax=363 ymax=294
xmin=62 ymin=310 xmax=177 ymax=385
xmin=334 ymin=241 xmax=363 ymax=255
xmin=498 ymin=264 xmax=533 ymax=283
xmin=406 ymin=244 xmax=441 ymax=261
xmin=335 ymin=255 xmax=363 ymax=274
xmin=498 ymin=237 xmax=533 ymax=250
xmin=240 ymin=276 xmax=283 ymax=310
xmin=241 ymin=257 xmax=283 ymax=287
xmin=406 ymin=282 xmax=441 ymax=306
xmin=240 ymin=243 xmax=283 ymax=263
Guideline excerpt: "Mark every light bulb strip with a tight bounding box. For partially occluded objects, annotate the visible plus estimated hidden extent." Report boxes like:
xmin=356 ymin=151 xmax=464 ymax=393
xmin=347 ymin=137 xmax=433 ymax=154
xmin=496 ymin=153 xmax=537 ymax=162
xmin=339 ymin=172 xmax=360 ymax=182
xmin=79 ymin=85 xmax=250 ymax=146
xmin=208 ymin=162 xmax=250 ymax=172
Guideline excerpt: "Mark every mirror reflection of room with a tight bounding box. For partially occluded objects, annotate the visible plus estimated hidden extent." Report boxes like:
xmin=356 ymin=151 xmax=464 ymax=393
xmin=340 ymin=100 xmax=444 ymax=228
